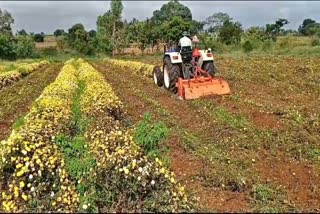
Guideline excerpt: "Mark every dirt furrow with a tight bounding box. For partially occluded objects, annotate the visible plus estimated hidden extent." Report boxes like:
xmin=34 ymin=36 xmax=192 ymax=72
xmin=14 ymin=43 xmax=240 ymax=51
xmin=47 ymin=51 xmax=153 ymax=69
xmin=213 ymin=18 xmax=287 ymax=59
xmin=0 ymin=64 xmax=62 ymax=140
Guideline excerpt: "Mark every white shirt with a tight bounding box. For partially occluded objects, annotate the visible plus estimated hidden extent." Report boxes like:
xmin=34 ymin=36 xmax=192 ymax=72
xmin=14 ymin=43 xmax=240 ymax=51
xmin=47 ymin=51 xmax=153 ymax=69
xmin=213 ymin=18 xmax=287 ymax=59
xmin=179 ymin=36 xmax=192 ymax=48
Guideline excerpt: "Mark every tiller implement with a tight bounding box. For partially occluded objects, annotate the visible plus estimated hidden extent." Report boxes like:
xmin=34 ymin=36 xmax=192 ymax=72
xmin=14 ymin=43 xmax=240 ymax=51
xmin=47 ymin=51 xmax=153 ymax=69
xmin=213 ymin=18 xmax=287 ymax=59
xmin=153 ymin=45 xmax=230 ymax=100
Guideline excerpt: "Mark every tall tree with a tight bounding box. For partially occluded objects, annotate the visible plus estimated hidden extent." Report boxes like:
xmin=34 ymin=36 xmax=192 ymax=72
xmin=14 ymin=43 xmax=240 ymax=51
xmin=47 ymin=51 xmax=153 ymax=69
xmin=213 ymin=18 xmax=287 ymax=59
xmin=218 ymin=19 xmax=243 ymax=45
xmin=111 ymin=0 xmax=123 ymax=55
xmin=298 ymin=18 xmax=316 ymax=35
xmin=151 ymin=0 xmax=192 ymax=25
xmin=265 ymin=18 xmax=289 ymax=41
xmin=17 ymin=29 xmax=28 ymax=36
xmin=96 ymin=0 xmax=124 ymax=54
xmin=203 ymin=12 xmax=231 ymax=34
xmin=96 ymin=10 xmax=114 ymax=53
xmin=0 ymin=9 xmax=14 ymax=36
xmin=67 ymin=23 xmax=94 ymax=54
xmin=54 ymin=29 xmax=65 ymax=37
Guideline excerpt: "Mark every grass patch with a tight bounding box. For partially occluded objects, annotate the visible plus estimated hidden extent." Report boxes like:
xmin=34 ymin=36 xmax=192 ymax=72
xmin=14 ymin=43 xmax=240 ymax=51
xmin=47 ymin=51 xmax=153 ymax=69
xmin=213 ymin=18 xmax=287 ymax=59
xmin=191 ymin=99 xmax=249 ymax=129
xmin=251 ymin=183 xmax=293 ymax=212
xmin=54 ymin=80 xmax=98 ymax=212
xmin=12 ymin=114 xmax=26 ymax=130
xmin=133 ymin=112 xmax=170 ymax=165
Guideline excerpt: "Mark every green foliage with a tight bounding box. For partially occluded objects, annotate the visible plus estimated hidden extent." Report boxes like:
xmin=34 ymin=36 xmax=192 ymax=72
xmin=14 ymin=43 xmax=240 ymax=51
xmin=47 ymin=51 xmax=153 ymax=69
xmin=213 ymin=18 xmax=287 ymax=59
xmin=218 ymin=19 xmax=243 ymax=45
xmin=67 ymin=23 xmax=95 ymax=55
xmin=17 ymin=29 xmax=27 ymax=36
xmin=151 ymin=0 xmax=192 ymax=25
xmin=33 ymin=33 xmax=44 ymax=42
xmin=242 ymin=40 xmax=254 ymax=53
xmin=88 ymin=30 xmax=96 ymax=38
xmin=304 ymin=23 xmax=320 ymax=36
xmin=244 ymin=26 xmax=269 ymax=42
xmin=265 ymin=18 xmax=289 ymax=41
xmin=96 ymin=11 xmax=114 ymax=53
xmin=16 ymin=35 xmax=36 ymax=58
xmin=253 ymin=184 xmax=273 ymax=201
xmin=96 ymin=0 xmax=124 ymax=54
xmin=12 ymin=114 xmax=26 ymax=130
xmin=311 ymin=36 xmax=320 ymax=46
xmin=203 ymin=12 xmax=231 ymax=34
xmin=134 ymin=112 xmax=169 ymax=158
xmin=299 ymin=18 xmax=316 ymax=35
xmin=53 ymin=29 xmax=64 ymax=37
xmin=198 ymin=33 xmax=227 ymax=53
xmin=0 ymin=9 xmax=14 ymax=36
xmin=0 ymin=34 xmax=17 ymax=60
xmin=160 ymin=16 xmax=193 ymax=43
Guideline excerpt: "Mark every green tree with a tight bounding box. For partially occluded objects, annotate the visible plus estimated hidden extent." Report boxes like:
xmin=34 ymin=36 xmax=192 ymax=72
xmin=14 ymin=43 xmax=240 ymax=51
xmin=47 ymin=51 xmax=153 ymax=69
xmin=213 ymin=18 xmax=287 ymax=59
xmin=151 ymin=0 xmax=192 ymax=25
xmin=0 ymin=34 xmax=16 ymax=60
xmin=33 ymin=33 xmax=44 ymax=42
xmin=16 ymin=35 xmax=36 ymax=58
xmin=160 ymin=16 xmax=192 ymax=43
xmin=67 ymin=23 xmax=95 ymax=55
xmin=298 ymin=18 xmax=316 ymax=35
xmin=218 ymin=19 xmax=243 ymax=45
xmin=111 ymin=0 xmax=123 ymax=55
xmin=0 ymin=9 xmax=14 ymax=36
xmin=244 ymin=26 xmax=269 ymax=42
xmin=54 ymin=29 xmax=65 ymax=37
xmin=304 ymin=23 xmax=320 ymax=36
xmin=96 ymin=11 xmax=113 ymax=53
xmin=96 ymin=0 xmax=124 ymax=55
xmin=88 ymin=30 xmax=96 ymax=38
xmin=17 ymin=29 xmax=28 ymax=36
xmin=265 ymin=18 xmax=289 ymax=41
xmin=204 ymin=12 xmax=231 ymax=34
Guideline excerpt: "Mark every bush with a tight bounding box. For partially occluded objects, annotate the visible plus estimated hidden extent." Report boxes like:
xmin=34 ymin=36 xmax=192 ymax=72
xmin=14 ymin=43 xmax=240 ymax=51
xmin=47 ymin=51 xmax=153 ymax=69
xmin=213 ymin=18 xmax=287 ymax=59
xmin=311 ymin=36 xmax=320 ymax=46
xmin=133 ymin=113 xmax=169 ymax=158
xmin=261 ymin=40 xmax=273 ymax=52
xmin=16 ymin=36 xmax=36 ymax=58
xmin=34 ymin=33 xmax=44 ymax=42
xmin=0 ymin=34 xmax=17 ymax=60
xmin=242 ymin=40 xmax=254 ymax=53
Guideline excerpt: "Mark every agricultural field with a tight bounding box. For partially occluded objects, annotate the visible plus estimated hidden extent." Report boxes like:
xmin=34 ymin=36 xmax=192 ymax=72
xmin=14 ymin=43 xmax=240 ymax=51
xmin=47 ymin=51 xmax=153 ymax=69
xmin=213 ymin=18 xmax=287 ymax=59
xmin=0 ymin=55 xmax=319 ymax=212
xmin=93 ymin=55 xmax=320 ymax=212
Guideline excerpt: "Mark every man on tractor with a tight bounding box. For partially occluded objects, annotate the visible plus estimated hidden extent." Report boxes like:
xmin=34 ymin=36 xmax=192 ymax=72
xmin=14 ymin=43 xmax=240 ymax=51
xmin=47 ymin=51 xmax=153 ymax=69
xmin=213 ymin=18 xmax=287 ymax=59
xmin=178 ymin=31 xmax=192 ymax=52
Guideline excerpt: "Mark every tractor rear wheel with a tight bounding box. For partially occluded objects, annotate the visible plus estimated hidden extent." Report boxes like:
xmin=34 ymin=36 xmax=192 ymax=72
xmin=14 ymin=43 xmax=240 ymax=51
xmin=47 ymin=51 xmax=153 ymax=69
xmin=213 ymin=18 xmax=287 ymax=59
xmin=203 ymin=61 xmax=217 ymax=77
xmin=164 ymin=63 xmax=179 ymax=94
xmin=153 ymin=66 xmax=164 ymax=87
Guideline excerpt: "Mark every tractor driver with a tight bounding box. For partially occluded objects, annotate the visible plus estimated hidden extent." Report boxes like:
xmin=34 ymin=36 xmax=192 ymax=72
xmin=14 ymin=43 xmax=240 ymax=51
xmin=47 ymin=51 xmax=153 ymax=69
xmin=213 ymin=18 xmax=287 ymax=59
xmin=178 ymin=31 xmax=192 ymax=52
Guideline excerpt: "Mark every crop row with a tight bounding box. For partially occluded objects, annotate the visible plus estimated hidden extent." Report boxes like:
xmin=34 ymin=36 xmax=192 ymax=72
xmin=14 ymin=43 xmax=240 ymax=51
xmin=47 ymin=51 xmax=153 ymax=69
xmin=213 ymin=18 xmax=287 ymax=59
xmin=1 ymin=58 xmax=191 ymax=212
xmin=0 ymin=60 xmax=49 ymax=90
xmin=105 ymin=58 xmax=154 ymax=78
xmin=76 ymin=59 xmax=190 ymax=212
xmin=0 ymin=59 xmax=79 ymax=212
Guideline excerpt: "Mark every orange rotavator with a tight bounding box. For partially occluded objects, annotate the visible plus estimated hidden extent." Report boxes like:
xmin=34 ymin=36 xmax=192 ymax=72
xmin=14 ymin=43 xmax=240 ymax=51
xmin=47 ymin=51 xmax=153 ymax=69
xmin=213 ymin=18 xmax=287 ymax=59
xmin=153 ymin=45 xmax=230 ymax=100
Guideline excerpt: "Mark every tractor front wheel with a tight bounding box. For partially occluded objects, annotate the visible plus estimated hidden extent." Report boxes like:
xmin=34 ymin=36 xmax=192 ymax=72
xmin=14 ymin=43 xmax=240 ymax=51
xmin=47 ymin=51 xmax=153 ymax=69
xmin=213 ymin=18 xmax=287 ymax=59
xmin=203 ymin=61 xmax=217 ymax=77
xmin=153 ymin=66 xmax=164 ymax=87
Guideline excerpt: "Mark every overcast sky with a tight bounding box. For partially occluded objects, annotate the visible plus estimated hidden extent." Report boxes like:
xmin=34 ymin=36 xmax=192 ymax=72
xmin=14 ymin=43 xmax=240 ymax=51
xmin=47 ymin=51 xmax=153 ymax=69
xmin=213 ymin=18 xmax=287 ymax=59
xmin=0 ymin=1 xmax=319 ymax=34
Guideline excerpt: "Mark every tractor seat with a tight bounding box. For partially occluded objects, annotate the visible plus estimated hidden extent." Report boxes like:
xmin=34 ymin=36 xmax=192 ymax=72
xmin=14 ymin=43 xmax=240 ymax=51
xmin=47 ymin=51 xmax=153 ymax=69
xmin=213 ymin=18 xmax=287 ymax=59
xmin=180 ymin=46 xmax=193 ymax=62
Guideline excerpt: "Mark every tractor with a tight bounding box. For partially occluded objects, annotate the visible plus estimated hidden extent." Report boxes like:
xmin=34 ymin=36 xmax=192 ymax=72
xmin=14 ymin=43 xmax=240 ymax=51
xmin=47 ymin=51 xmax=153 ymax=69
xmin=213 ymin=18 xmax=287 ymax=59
xmin=153 ymin=44 xmax=230 ymax=100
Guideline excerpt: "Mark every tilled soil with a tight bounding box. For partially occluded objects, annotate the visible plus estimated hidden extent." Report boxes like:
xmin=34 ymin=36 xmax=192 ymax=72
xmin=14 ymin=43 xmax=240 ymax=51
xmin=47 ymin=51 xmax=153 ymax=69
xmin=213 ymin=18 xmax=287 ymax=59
xmin=92 ymin=61 xmax=320 ymax=212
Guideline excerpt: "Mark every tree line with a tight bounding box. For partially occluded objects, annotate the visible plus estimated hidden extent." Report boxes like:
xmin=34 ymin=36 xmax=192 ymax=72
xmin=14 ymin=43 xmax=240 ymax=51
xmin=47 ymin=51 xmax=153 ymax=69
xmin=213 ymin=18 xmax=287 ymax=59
xmin=1 ymin=0 xmax=320 ymax=59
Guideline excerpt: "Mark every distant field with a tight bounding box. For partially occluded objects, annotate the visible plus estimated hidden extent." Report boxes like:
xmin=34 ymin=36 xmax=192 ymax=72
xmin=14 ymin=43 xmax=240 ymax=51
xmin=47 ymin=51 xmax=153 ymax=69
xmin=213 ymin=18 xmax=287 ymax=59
xmin=35 ymin=35 xmax=57 ymax=50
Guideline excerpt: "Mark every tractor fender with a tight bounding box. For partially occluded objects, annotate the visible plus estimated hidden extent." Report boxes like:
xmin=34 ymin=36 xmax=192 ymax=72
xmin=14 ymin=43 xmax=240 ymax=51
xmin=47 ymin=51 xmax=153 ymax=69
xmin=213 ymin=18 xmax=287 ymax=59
xmin=164 ymin=52 xmax=182 ymax=64
xmin=199 ymin=50 xmax=214 ymax=62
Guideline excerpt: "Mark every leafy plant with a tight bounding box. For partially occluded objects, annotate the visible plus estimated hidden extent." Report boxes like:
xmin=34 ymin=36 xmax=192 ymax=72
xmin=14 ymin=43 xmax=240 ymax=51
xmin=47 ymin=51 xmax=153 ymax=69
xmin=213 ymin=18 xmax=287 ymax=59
xmin=134 ymin=112 xmax=169 ymax=157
